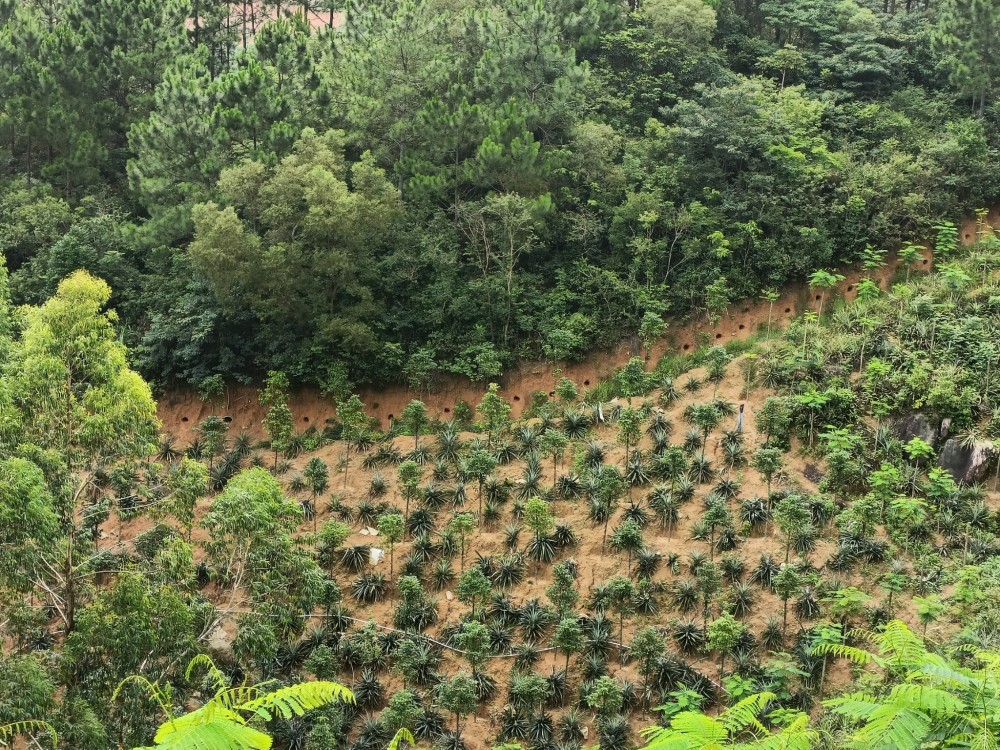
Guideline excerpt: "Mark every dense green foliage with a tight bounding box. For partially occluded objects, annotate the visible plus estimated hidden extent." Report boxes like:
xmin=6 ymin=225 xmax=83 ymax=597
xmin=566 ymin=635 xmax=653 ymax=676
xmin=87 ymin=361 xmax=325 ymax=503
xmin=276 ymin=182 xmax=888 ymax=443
xmin=2 ymin=0 xmax=999 ymax=388
xmin=10 ymin=2 xmax=1000 ymax=750
xmin=7 ymin=226 xmax=1000 ymax=749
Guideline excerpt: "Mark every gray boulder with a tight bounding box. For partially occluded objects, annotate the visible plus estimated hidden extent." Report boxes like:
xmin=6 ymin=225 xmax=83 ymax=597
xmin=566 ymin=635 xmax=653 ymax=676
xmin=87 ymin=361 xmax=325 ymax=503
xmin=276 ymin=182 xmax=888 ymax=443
xmin=937 ymin=438 xmax=994 ymax=485
xmin=895 ymin=413 xmax=938 ymax=447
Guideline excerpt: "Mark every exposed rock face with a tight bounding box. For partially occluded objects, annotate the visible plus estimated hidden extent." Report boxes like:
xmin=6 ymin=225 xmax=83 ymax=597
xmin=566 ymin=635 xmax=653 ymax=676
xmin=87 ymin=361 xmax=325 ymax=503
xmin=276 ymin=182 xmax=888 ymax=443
xmin=895 ymin=413 xmax=938 ymax=447
xmin=206 ymin=625 xmax=234 ymax=656
xmin=938 ymin=438 xmax=993 ymax=485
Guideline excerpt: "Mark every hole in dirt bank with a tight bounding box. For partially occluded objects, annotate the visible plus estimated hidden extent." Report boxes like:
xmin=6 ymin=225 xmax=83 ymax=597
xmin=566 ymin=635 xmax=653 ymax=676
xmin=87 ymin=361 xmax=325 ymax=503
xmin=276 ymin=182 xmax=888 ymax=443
xmin=784 ymin=307 xmax=791 ymax=313
xmin=923 ymin=259 xmax=929 ymax=265
xmin=181 ymin=417 xmax=189 ymax=423
xmin=715 ymin=333 xmax=723 ymax=339
xmin=223 ymin=416 xmax=233 ymax=424
xmin=965 ymin=233 xmax=972 ymax=240
xmin=815 ymin=294 xmax=821 ymax=301
xmin=548 ymin=391 xmax=555 ymax=397
xmin=847 ymin=285 xmax=854 ymax=291
xmin=388 ymin=414 xmax=395 ymax=420
xmin=444 ymin=407 xmax=451 ymax=414
xmin=583 ymin=380 xmax=590 ymax=386
xmin=513 ymin=395 xmax=521 ymax=402
xmin=682 ymin=344 xmax=690 ymax=351
xmin=303 ymin=416 xmax=310 ymax=423
xmin=738 ymin=324 xmax=745 ymax=331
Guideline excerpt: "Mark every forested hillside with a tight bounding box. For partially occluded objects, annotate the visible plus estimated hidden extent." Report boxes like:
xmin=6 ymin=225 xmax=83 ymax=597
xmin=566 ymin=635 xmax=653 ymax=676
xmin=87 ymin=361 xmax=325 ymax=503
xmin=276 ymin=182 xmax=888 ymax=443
xmin=2 ymin=0 xmax=1000 ymax=391
xmin=9 ymin=2 xmax=1000 ymax=750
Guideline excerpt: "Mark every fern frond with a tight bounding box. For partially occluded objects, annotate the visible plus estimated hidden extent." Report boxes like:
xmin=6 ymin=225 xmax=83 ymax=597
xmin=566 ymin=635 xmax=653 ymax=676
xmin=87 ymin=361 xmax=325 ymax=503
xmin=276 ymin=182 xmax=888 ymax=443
xmin=656 ymin=711 xmax=729 ymax=748
xmin=154 ymin=703 xmax=247 ymax=744
xmin=749 ymin=713 xmax=818 ymax=750
xmin=886 ymin=683 xmax=964 ymax=716
xmin=873 ymin=620 xmax=927 ymax=669
xmin=150 ymin=718 xmax=272 ymax=750
xmin=953 ymin=727 xmax=998 ymax=750
xmin=235 ymin=681 xmax=354 ymax=721
xmin=720 ymin=691 xmax=776 ymax=734
xmin=214 ymin=686 xmax=264 ymax=712
xmin=640 ymin=729 xmax=706 ymax=750
xmin=917 ymin=654 xmax=977 ymax=689
xmin=812 ymin=642 xmax=882 ymax=666
xmin=852 ymin=705 xmax=930 ymax=750
xmin=824 ymin=692 xmax=883 ymax=720
xmin=0 ymin=721 xmax=58 ymax=750
xmin=973 ymin=650 xmax=1000 ymax=678
xmin=387 ymin=727 xmax=416 ymax=750
xmin=186 ymin=654 xmax=231 ymax=694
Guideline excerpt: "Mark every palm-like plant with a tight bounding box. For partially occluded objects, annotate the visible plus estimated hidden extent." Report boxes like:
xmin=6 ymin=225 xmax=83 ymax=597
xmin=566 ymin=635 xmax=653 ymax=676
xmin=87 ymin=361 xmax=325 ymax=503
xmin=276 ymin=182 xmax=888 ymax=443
xmin=641 ymin=692 xmax=815 ymax=750
xmin=116 ymin=655 xmax=354 ymax=750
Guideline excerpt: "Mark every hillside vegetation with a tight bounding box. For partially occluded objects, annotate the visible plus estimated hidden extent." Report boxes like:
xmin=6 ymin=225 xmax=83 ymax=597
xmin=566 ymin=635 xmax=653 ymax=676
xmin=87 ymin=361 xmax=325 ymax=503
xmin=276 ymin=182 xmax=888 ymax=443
xmin=7 ymin=1 xmax=1000 ymax=749
xmin=2 ymin=0 xmax=1000 ymax=391
xmin=7 ymin=223 xmax=1000 ymax=749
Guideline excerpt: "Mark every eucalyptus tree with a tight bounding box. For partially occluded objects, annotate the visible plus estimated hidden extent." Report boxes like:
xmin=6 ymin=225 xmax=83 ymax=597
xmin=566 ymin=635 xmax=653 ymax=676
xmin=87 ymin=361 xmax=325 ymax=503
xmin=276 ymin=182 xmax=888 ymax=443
xmin=707 ymin=612 xmax=746 ymax=678
xmin=377 ymin=512 xmax=405 ymax=579
xmin=202 ymin=468 xmax=325 ymax=626
xmin=687 ymin=403 xmax=721 ymax=461
xmin=162 ymin=458 xmax=208 ymax=541
xmin=552 ymin=616 xmax=584 ymax=672
xmin=1 ymin=271 xmax=159 ymax=633
xmin=616 ymin=406 xmax=643 ymax=468
xmin=196 ymin=415 xmax=228 ymax=471
xmin=808 ymin=269 xmax=845 ymax=318
xmin=750 ymin=447 xmax=783 ymax=495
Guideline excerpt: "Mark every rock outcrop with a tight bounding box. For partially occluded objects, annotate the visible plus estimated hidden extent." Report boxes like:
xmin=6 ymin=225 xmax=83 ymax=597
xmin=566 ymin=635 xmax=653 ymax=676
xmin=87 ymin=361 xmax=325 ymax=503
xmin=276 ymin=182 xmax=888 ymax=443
xmin=895 ymin=412 xmax=939 ymax=447
xmin=938 ymin=438 xmax=993 ymax=485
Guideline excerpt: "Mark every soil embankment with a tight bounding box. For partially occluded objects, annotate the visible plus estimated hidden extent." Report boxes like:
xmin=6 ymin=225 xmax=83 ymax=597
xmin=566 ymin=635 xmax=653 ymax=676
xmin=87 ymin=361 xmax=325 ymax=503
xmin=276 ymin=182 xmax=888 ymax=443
xmin=157 ymin=247 xmax=928 ymax=439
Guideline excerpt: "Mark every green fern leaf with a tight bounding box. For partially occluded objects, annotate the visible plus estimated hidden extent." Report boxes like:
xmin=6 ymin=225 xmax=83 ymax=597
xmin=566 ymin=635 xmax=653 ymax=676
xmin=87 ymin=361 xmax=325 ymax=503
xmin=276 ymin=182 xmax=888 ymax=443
xmin=154 ymin=703 xmax=248 ymax=744
xmin=151 ymin=719 xmax=272 ymax=750
xmin=235 ymin=681 xmax=355 ymax=721
xmin=720 ymin=692 xmax=775 ymax=734
xmin=812 ymin=642 xmax=881 ymax=666
xmin=886 ymin=683 xmax=964 ymax=715
xmin=0 ymin=721 xmax=58 ymax=750
xmin=853 ymin=705 xmax=930 ymax=750
xmin=824 ymin=692 xmax=882 ymax=720
xmin=387 ymin=727 xmax=416 ymax=750
xmin=641 ymin=712 xmax=725 ymax=749
xmin=185 ymin=654 xmax=231 ymax=694
xmin=917 ymin=654 xmax=976 ymax=689
xmin=873 ymin=620 xmax=927 ymax=669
